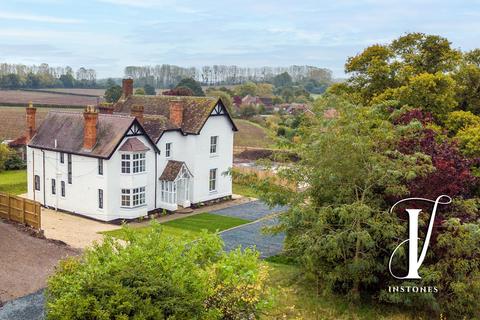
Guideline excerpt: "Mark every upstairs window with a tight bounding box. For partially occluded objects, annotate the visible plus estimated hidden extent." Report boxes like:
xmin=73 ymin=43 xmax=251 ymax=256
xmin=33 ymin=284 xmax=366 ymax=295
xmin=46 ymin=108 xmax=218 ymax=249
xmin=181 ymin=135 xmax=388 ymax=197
xmin=133 ymin=153 xmax=146 ymax=173
xmin=165 ymin=143 xmax=172 ymax=158
xmin=209 ymin=168 xmax=217 ymax=192
xmin=60 ymin=152 xmax=64 ymax=164
xmin=67 ymin=154 xmax=72 ymax=184
xmin=98 ymin=159 xmax=103 ymax=175
xmin=210 ymin=136 xmax=218 ymax=154
xmin=34 ymin=175 xmax=40 ymax=191
xmin=121 ymin=154 xmax=131 ymax=173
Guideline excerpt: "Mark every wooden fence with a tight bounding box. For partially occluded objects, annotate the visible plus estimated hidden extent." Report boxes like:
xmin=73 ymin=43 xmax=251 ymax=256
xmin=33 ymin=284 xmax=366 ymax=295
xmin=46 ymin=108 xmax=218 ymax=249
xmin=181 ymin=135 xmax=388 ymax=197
xmin=0 ymin=192 xmax=41 ymax=229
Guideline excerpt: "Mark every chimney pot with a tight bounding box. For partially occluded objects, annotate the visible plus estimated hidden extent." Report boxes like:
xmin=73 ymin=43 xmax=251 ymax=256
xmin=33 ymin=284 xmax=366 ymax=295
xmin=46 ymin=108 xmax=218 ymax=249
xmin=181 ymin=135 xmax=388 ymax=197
xmin=169 ymin=100 xmax=183 ymax=127
xmin=25 ymin=101 xmax=37 ymax=143
xmin=131 ymin=104 xmax=144 ymax=124
xmin=98 ymin=102 xmax=114 ymax=114
xmin=83 ymin=105 xmax=98 ymax=150
xmin=122 ymin=78 xmax=133 ymax=98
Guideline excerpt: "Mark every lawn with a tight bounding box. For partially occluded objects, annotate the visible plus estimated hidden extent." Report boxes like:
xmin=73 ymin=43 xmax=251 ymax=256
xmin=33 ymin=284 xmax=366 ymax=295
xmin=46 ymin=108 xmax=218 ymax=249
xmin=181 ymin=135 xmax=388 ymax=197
xmin=264 ymin=260 xmax=418 ymax=320
xmin=0 ymin=170 xmax=27 ymax=195
xmin=102 ymin=212 xmax=249 ymax=240
xmin=234 ymin=119 xmax=275 ymax=148
xmin=233 ymin=182 xmax=258 ymax=198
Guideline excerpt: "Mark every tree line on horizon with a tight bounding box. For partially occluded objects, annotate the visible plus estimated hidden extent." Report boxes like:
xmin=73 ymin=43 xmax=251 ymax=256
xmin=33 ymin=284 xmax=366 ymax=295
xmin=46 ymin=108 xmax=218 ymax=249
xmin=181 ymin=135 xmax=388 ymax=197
xmin=124 ymin=64 xmax=334 ymax=88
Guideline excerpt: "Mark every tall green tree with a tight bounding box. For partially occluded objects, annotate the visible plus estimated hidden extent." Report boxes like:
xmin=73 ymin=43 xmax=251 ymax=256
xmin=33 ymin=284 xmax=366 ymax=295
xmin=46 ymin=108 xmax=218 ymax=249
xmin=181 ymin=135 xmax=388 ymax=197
xmin=104 ymin=85 xmax=122 ymax=103
xmin=176 ymin=78 xmax=204 ymax=96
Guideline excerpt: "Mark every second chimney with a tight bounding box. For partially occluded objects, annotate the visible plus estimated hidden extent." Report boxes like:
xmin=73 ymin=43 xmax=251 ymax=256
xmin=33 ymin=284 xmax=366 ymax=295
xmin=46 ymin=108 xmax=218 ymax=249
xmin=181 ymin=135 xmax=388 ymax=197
xmin=169 ymin=101 xmax=183 ymax=127
xmin=131 ymin=105 xmax=144 ymax=124
xmin=98 ymin=102 xmax=114 ymax=114
xmin=83 ymin=105 xmax=98 ymax=150
xmin=122 ymin=78 xmax=133 ymax=98
xmin=25 ymin=101 xmax=36 ymax=143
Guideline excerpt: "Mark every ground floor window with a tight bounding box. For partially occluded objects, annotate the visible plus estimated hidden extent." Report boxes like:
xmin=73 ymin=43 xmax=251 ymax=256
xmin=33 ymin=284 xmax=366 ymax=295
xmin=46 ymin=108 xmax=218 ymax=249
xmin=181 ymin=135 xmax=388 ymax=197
xmin=98 ymin=189 xmax=103 ymax=209
xmin=209 ymin=168 xmax=217 ymax=192
xmin=161 ymin=181 xmax=176 ymax=204
xmin=121 ymin=187 xmax=146 ymax=208
xmin=34 ymin=175 xmax=40 ymax=191
xmin=61 ymin=181 xmax=65 ymax=197
xmin=51 ymin=179 xmax=56 ymax=195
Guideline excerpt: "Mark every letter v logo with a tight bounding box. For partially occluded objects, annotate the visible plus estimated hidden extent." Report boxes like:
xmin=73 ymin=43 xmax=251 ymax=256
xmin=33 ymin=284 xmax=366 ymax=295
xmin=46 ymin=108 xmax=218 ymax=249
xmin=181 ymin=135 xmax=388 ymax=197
xmin=388 ymin=195 xmax=451 ymax=280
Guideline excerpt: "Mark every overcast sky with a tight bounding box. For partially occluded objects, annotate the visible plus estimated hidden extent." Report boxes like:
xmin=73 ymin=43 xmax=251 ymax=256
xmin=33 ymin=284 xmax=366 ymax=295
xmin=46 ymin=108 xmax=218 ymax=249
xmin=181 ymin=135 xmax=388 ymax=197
xmin=1 ymin=0 xmax=479 ymax=78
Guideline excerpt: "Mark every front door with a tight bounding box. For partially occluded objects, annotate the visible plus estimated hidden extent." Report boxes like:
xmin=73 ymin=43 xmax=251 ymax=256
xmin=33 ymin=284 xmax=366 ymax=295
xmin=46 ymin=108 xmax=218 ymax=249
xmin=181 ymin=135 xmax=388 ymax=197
xmin=176 ymin=178 xmax=190 ymax=207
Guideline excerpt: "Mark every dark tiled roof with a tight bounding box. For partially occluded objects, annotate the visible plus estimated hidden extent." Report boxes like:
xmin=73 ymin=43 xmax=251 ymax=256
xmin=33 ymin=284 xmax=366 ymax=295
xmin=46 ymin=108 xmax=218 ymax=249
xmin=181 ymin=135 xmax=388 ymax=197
xmin=28 ymin=111 xmax=136 ymax=158
xmin=115 ymin=95 xmax=237 ymax=135
xmin=119 ymin=137 xmax=150 ymax=152
xmin=8 ymin=135 xmax=27 ymax=147
xmin=159 ymin=160 xmax=186 ymax=181
xmin=141 ymin=115 xmax=178 ymax=142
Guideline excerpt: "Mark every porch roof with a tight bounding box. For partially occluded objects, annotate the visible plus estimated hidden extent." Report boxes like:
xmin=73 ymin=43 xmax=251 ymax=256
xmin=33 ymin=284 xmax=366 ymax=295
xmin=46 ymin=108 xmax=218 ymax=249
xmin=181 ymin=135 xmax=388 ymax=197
xmin=159 ymin=160 xmax=192 ymax=181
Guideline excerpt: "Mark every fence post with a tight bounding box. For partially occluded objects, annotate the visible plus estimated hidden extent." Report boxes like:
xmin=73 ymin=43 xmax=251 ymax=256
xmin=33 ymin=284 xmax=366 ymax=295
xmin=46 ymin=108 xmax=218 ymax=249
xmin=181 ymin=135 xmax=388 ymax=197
xmin=7 ymin=194 xmax=11 ymax=220
xmin=21 ymin=198 xmax=25 ymax=225
xmin=37 ymin=203 xmax=41 ymax=229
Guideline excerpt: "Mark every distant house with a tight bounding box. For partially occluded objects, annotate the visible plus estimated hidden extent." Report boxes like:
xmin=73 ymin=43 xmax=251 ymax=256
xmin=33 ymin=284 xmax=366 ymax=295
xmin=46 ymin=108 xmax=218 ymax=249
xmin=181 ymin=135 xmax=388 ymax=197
xmin=241 ymin=95 xmax=273 ymax=107
xmin=24 ymin=79 xmax=238 ymax=221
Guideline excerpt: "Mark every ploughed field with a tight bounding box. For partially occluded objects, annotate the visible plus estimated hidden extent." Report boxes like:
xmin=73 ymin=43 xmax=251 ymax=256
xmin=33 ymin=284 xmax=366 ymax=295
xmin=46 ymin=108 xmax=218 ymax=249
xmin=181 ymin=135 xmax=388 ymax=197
xmin=0 ymin=107 xmax=80 ymax=140
xmin=0 ymin=90 xmax=100 ymax=107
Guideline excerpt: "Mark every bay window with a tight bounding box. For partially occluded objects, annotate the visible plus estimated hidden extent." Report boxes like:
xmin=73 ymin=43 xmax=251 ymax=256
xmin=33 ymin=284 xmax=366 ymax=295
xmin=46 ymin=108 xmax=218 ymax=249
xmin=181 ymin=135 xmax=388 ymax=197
xmin=121 ymin=187 xmax=146 ymax=208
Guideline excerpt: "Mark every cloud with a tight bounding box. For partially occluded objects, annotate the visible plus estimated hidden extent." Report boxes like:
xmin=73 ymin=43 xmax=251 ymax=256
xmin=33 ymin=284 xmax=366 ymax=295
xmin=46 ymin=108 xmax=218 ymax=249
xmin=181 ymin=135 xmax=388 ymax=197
xmin=0 ymin=11 xmax=83 ymax=24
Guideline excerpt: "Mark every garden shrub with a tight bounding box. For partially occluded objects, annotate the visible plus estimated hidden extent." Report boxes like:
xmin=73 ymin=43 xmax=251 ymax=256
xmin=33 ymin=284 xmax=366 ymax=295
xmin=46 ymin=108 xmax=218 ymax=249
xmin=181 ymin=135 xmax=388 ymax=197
xmin=46 ymin=222 xmax=268 ymax=320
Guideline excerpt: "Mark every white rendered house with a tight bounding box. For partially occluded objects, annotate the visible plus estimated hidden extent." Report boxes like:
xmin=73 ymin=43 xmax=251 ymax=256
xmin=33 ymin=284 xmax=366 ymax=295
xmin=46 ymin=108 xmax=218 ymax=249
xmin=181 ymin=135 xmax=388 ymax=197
xmin=25 ymin=79 xmax=238 ymax=221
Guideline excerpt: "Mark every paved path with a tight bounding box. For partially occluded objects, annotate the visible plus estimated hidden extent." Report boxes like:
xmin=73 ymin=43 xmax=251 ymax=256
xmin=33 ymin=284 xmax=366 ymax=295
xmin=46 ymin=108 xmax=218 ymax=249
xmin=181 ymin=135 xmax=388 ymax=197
xmin=210 ymin=200 xmax=287 ymax=258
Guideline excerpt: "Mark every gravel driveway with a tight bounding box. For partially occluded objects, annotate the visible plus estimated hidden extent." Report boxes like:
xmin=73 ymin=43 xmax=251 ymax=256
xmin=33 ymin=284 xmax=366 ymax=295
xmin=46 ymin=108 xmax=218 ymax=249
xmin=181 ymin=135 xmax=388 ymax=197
xmin=0 ymin=221 xmax=78 ymax=304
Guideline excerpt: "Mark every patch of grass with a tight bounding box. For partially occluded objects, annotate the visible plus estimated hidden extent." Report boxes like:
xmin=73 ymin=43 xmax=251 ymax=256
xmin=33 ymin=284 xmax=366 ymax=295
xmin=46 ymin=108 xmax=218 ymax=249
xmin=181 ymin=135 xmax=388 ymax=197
xmin=0 ymin=170 xmax=27 ymax=195
xmin=264 ymin=260 xmax=421 ymax=320
xmin=234 ymin=119 xmax=275 ymax=148
xmin=103 ymin=213 xmax=248 ymax=240
xmin=233 ymin=182 xmax=258 ymax=198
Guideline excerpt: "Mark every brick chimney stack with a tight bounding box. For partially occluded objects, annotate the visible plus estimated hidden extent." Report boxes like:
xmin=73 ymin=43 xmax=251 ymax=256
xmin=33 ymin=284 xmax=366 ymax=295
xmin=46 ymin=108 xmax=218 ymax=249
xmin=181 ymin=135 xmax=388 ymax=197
xmin=122 ymin=78 xmax=133 ymax=98
xmin=98 ymin=102 xmax=114 ymax=114
xmin=83 ymin=105 xmax=98 ymax=150
xmin=169 ymin=101 xmax=183 ymax=127
xmin=25 ymin=101 xmax=37 ymax=143
xmin=131 ymin=105 xmax=144 ymax=124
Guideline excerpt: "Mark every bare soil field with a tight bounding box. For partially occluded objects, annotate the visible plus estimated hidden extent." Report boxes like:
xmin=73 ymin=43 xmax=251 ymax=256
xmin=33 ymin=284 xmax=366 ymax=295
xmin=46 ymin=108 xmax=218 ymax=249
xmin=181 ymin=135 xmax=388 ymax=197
xmin=0 ymin=107 xmax=79 ymax=140
xmin=0 ymin=90 xmax=100 ymax=106
xmin=36 ymin=88 xmax=105 ymax=96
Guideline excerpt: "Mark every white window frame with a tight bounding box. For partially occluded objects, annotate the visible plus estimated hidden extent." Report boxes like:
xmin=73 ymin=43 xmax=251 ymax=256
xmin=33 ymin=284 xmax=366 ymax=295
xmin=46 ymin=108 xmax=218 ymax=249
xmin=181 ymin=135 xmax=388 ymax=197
xmin=61 ymin=181 xmax=65 ymax=197
xmin=34 ymin=175 xmax=40 ymax=191
xmin=133 ymin=153 xmax=146 ymax=173
xmin=98 ymin=189 xmax=104 ymax=209
xmin=51 ymin=178 xmax=56 ymax=195
xmin=98 ymin=159 xmax=103 ymax=176
xmin=165 ymin=143 xmax=172 ymax=158
xmin=209 ymin=168 xmax=217 ymax=192
xmin=121 ymin=154 xmax=131 ymax=174
xmin=160 ymin=181 xmax=176 ymax=204
xmin=121 ymin=187 xmax=146 ymax=208
xmin=210 ymin=136 xmax=218 ymax=155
